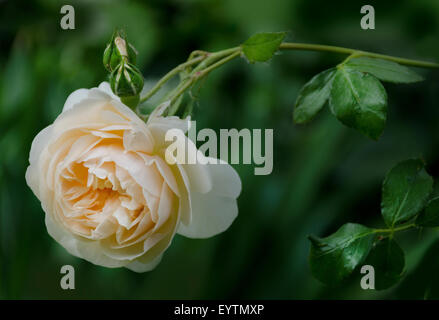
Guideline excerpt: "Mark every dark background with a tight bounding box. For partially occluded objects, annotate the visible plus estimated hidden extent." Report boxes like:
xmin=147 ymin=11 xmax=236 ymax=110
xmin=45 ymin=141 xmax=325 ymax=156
xmin=1 ymin=0 xmax=439 ymax=299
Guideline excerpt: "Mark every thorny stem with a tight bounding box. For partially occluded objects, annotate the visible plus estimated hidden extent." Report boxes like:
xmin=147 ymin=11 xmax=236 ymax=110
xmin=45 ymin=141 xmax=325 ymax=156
xmin=167 ymin=51 xmax=241 ymax=109
xmin=139 ymin=41 xmax=439 ymax=115
xmin=139 ymin=55 xmax=205 ymax=103
xmin=279 ymin=43 xmax=439 ymax=68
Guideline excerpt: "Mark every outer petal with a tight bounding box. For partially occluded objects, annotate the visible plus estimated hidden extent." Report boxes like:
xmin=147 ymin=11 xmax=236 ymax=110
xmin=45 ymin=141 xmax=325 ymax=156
xmin=147 ymin=101 xmax=191 ymax=142
xmin=176 ymin=136 xmax=213 ymax=194
xmin=45 ymin=214 xmax=127 ymax=268
xmin=62 ymin=89 xmax=91 ymax=112
xmin=177 ymin=158 xmax=241 ymax=238
xmin=98 ymin=81 xmax=120 ymax=100
xmin=25 ymin=125 xmax=54 ymax=198
xmin=125 ymin=254 xmax=163 ymax=273
xmin=62 ymin=82 xmax=118 ymax=113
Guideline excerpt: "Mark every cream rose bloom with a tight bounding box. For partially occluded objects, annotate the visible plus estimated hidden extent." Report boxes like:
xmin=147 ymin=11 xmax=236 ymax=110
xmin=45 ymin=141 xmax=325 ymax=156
xmin=25 ymin=82 xmax=241 ymax=272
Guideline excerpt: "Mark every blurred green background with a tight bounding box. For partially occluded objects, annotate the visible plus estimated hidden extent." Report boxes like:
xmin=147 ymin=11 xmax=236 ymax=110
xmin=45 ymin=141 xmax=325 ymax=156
xmin=1 ymin=0 xmax=439 ymax=299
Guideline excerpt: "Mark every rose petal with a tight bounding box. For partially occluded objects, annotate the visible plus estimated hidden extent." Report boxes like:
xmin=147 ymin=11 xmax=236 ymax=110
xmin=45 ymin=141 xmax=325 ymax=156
xmin=45 ymin=214 xmax=127 ymax=268
xmin=177 ymin=159 xmax=241 ymax=238
xmin=62 ymin=89 xmax=89 ymax=112
xmin=125 ymin=254 xmax=163 ymax=273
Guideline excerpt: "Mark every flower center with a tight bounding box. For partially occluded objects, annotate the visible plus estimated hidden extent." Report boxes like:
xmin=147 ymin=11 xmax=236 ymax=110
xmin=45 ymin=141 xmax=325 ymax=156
xmin=58 ymin=158 xmax=149 ymax=239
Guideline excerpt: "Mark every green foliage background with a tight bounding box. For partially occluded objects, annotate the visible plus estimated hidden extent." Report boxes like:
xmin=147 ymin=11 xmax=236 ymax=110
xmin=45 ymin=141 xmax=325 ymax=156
xmin=1 ymin=0 xmax=439 ymax=299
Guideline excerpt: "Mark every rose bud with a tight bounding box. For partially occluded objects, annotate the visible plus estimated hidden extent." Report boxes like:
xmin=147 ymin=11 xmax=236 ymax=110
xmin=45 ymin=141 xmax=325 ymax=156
xmin=103 ymin=30 xmax=138 ymax=72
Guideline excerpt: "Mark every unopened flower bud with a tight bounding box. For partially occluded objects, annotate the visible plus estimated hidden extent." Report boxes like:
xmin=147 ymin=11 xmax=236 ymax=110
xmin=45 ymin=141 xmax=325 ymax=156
xmin=110 ymin=59 xmax=144 ymax=98
xmin=103 ymin=30 xmax=138 ymax=72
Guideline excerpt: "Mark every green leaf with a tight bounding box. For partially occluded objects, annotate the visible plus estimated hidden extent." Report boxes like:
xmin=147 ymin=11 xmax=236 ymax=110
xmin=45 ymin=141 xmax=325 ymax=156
xmin=309 ymin=223 xmax=375 ymax=285
xmin=416 ymin=197 xmax=439 ymax=227
xmin=329 ymin=67 xmax=387 ymax=140
xmin=242 ymin=32 xmax=286 ymax=63
xmin=381 ymin=159 xmax=433 ymax=227
xmin=110 ymin=61 xmax=144 ymax=97
xmin=346 ymin=57 xmax=424 ymax=83
xmin=364 ymin=238 xmax=405 ymax=290
xmin=293 ymin=68 xmax=336 ymax=124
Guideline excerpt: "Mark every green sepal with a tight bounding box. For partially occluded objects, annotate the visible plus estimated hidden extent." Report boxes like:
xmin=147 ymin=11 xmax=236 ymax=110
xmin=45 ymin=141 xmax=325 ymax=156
xmin=110 ymin=60 xmax=144 ymax=98
xmin=121 ymin=95 xmax=140 ymax=110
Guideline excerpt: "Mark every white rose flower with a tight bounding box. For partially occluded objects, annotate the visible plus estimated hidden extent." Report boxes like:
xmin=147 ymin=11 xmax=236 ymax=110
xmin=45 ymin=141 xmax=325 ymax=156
xmin=25 ymin=82 xmax=241 ymax=272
